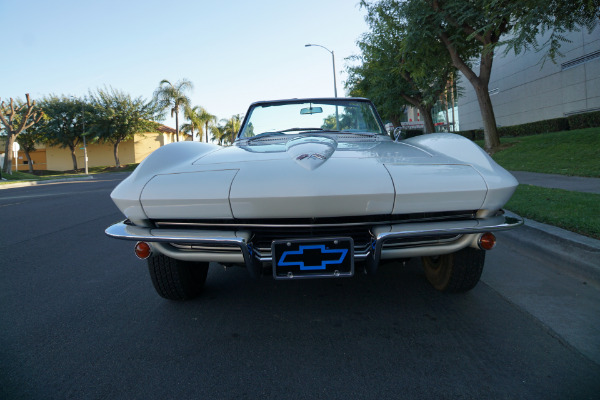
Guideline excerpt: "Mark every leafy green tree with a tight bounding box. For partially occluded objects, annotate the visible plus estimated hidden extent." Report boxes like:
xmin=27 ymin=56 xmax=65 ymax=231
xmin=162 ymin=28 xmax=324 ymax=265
xmin=153 ymin=79 xmax=193 ymax=142
xmin=39 ymin=95 xmax=90 ymax=171
xmin=321 ymin=104 xmax=383 ymax=132
xmin=0 ymin=94 xmax=44 ymax=174
xmin=394 ymin=0 xmax=599 ymax=150
xmin=89 ymin=87 xmax=161 ymax=168
xmin=347 ymin=1 xmax=455 ymax=133
xmin=89 ymin=88 xmax=160 ymax=168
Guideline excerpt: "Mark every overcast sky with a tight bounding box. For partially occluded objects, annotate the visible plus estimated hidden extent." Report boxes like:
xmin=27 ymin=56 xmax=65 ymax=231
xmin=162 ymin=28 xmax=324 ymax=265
xmin=1 ymin=0 xmax=369 ymax=127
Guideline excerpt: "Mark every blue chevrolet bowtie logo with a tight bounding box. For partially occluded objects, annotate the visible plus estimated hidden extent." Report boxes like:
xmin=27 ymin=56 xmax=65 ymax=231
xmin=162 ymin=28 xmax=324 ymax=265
xmin=278 ymin=245 xmax=348 ymax=271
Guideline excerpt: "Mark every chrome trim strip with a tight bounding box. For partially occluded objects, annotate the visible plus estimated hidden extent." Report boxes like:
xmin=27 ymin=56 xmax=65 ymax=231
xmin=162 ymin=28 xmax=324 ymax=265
xmin=105 ymin=222 xmax=251 ymax=245
xmin=153 ymin=213 xmax=476 ymax=229
xmin=157 ymin=220 xmax=375 ymax=228
xmin=374 ymin=215 xmax=522 ymax=239
xmin=379 ymin=235 xmax=475 ymax=260
xmin=381 ymin=234 xmax=462 ymax=248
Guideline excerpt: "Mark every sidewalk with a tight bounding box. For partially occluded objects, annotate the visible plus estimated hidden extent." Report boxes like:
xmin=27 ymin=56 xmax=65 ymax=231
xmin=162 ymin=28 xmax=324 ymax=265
xmin=510 ymin=170 xmax=600 ymax=194
xmin=0 ymin=174 xmax=95 ymax=189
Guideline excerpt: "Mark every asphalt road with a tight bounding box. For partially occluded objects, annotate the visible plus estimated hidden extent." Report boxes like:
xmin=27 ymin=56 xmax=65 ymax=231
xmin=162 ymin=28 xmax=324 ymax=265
xmin=1 ymin=174 xmax=599 ymax=400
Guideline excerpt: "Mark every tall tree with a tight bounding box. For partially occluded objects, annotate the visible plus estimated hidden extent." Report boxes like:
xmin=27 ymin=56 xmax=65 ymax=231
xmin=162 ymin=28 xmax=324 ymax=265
xmin=222 ymin=114 xmax=243 ymax=145
xmin=347 ymin=1 xmax=455 ymax=133
xmin=182 ymin=105 xmax=217 ymax=142
xmin=89 ymin=87 xmax=161 ymax=168
xmin=395 ymin=0 xmax=599 ymax=151
xmin=198 ymin=107 xmax=217 ymax=143
xmin=40 ymin=95 xmax=89 ymax=171
xmin=210 ymin=124 xmax=227 ymax=145
xmin=0 ymin=94 xmax=44 ymax=174
xmin=16 ymin=112 xmax=49 ymax=173
xmin=181 ymin=106 xmax=201 ymax=141
xmin=153 ymin=79 xmax=193 ymax=142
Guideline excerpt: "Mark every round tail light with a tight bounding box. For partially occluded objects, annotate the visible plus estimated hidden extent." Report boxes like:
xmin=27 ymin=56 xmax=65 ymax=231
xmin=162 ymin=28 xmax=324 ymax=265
xmin=478 ymin=232 xmax=496 ymax=251
xmin=134 ymin=241 xmax=152 ymax=259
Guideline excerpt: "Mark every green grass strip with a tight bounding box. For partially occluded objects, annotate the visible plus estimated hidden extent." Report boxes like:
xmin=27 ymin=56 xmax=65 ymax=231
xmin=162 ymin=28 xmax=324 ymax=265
xmin=506 ymin=185 xmax=600 ymax=239
xmin=487 ymin=128 xmax=600 ymax=177
xmin=0 ymin=171 xmax=55 ymax=184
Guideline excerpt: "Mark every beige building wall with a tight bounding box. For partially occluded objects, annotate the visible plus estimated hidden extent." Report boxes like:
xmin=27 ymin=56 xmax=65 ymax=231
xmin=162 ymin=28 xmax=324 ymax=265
xmin=46 ymin=142 xmax=122 ymax=171
xmin=45 ymin=132 xmax=175 ymax=171
xmin=0 ymin=140 xmax=47 ymax=171
xmin=133 ymin=132 xmax=171 ymax=162
xmin=3 ymin=130 xmax=178 ymax=171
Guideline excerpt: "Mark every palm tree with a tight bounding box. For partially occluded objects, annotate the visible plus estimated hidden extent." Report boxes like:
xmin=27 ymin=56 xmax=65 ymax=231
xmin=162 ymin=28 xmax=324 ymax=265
xmin=198 ymin=108 xmax=217 ymax=143
xmin=223 ymin=114 xmax=243 ymax=145
xmin=181 ymin=106 xmax=201 ymax=141
xmin=153 ymin=79 xmax=193 ymax=142
xmin=210 ymin=123 xmax=228 ymax=145
xmin=182 ymin=105 xmax=217 ymax=142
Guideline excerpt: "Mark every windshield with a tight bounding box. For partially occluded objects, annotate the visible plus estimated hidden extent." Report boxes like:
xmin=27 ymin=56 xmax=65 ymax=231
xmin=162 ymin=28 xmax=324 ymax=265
xmin=238 ymin=99 xmax=385 ymax=140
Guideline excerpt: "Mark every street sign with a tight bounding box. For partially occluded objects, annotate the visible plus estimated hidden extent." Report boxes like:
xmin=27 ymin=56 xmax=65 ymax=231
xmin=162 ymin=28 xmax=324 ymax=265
xmin=12 ymin=142 xmax=20 ymax=172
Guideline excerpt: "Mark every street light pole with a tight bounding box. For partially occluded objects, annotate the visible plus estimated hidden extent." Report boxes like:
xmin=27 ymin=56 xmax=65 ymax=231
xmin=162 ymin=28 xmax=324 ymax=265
xmin=82 ymin=104 xmax=88 ymax=175
xmin=71 ymin=96 xmax=88 ymax=174
xmin=305 ymin=43 xmax=338 ymax=97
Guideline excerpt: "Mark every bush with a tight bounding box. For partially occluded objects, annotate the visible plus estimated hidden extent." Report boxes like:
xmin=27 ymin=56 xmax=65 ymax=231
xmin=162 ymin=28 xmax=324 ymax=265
xmin=568 ymin=110 xmax=600 ymax=130
xmin=445 ymin=109 xmax=600 ymax=142
xmin=498 ymin=117 xmax=569 ymax=137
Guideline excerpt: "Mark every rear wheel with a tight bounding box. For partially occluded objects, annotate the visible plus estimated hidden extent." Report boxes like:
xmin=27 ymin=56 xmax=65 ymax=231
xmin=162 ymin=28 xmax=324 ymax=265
xmin=147 ymin=254 xmax=209 ymax=300
xmin=421 ymin=247 xmax=485 ymax=292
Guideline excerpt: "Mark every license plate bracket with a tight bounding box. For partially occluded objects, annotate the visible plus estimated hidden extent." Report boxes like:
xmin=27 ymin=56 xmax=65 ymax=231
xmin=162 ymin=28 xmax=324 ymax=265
xmin=272 ymin=237 xmax=354 ymax=279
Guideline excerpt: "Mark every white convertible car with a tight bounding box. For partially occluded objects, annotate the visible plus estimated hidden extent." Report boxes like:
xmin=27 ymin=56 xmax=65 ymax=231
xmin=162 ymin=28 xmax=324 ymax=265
xmin=106 ymin=98 xmax=522 ymax=300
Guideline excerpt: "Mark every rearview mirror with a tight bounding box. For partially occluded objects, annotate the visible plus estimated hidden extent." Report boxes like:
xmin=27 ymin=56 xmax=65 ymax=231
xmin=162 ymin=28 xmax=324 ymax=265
xmin=300 ymin=106 xmax=323 ymax=115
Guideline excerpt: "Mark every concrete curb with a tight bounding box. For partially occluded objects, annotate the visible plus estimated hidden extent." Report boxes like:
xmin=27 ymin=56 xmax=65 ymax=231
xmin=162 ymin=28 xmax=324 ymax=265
xmin=504 ymin=210 xmax=600 ymax=284
xmin=0 ymin=175 xmax=95 ymax=189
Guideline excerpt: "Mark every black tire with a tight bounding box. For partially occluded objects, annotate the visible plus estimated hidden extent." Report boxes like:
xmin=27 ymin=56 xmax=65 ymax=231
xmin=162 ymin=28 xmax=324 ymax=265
xmin=147 ymin=254 xmax=209 ymax=300
xmin=421 ymin=247 xmax=485 ymax=293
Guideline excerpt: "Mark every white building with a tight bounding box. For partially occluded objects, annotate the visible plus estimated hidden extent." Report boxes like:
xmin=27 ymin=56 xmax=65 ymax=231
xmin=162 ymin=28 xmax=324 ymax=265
xmin=458 ymin=27 xmax=600 ymax=130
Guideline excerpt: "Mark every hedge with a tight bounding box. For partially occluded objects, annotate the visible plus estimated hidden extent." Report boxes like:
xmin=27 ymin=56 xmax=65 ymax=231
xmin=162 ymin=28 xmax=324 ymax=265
xmin=454 ymin=109 xmax=600 ymax=139
xmin=498 ymin=117 xmax=569 ymax=137
xmin=568 ymin=110 xmax=600 ymax=130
